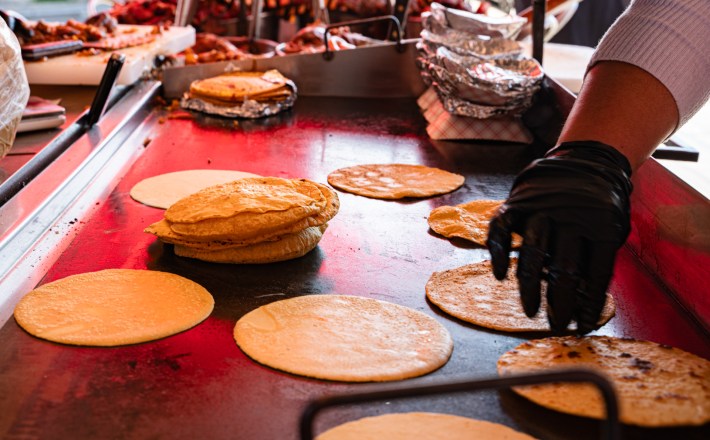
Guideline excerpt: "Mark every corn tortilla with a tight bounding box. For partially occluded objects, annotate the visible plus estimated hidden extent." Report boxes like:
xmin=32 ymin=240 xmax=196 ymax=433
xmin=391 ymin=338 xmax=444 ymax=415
xmin=426 ymin=259 xmax=615 ymax=332
xmin=497 ymin=336 xmax=710 ymax=427
xmin=234 ymin=295 xmax=453 ymax=382
xmin=428 ymin=199 xmax=522 ymax=247
xmin=129 ymin=169 xmax=259 ymax=209
xmin=327 ymin=164 xmax=464 ymax=199
xmin=148 ymin=180 xmax=338 ymax=242
xmin=145 ymin=218 xmax=283 ymax=250
xmin=14 ymin=269 xmax=214 ymax=346
xmin=189 ymin=70 xmax=288 ymax=102
xmin=316 ymin=413 xmax=535 ymax=440
xmin=165 ymin=177 xmax=326 ymax=224
xmin=190 ymin=87 xmax=292 ymax=106
xmin=174 ymin=224 xmax=326 ymax=264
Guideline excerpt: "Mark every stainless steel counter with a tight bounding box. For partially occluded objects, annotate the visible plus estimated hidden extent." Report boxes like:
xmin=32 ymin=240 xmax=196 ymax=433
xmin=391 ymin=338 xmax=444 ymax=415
xmin=0 ymin=80 xmax=708 ymax=439
xmin=1 ymin=86 xmax=95 ymax=184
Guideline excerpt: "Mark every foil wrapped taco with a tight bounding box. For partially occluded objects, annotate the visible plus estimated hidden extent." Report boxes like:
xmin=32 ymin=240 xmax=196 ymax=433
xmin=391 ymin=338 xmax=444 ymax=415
xmin=416 ymin=2 xmax=542 ymax=118
xmin=181 ymin=69 xmax=297 ymax=119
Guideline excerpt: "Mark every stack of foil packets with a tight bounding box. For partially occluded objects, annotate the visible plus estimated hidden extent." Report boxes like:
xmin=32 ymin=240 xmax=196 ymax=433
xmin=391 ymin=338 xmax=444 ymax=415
xmin=417 ymin=3 xmax=543 ymax=119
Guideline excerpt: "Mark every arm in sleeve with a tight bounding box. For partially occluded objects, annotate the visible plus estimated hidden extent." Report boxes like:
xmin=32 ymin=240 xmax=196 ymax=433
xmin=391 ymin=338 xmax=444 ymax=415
xmin=589 ymin=0 xmax=710 ymax=128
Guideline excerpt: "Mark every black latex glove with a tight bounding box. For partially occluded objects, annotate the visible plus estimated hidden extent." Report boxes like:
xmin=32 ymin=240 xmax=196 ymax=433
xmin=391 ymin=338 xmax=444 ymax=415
xmin=487 ymin=141 xmax=633 ymax=334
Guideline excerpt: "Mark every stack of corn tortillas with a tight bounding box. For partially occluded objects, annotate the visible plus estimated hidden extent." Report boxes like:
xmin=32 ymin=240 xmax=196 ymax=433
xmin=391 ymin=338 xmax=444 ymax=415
xmin=189 ymin=70 xmax=295 ymax=105
xmin=182 ymin=70 xmax=297 ymax=118
xmin=144 ymin=177 xmax=339 ymax=264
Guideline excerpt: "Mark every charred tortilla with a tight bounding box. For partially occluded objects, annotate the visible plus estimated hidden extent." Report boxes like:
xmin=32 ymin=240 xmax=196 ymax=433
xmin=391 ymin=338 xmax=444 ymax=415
xmin=497 ymin=336 xmax=710 ymax=427
xmin=426 ymin=259 xmax=615 ymax=332
xmin=327 ymin=164 xmax=464 ymax=199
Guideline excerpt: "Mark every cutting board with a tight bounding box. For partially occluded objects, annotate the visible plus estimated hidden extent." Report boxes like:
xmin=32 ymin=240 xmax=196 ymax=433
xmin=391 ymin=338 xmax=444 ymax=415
xmin=23 ymin=25 xmax=195 ymax=86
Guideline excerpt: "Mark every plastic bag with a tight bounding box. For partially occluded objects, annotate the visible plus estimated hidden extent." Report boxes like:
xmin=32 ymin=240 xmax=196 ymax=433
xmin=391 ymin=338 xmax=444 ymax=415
xmin=0 ymin=16 xmax=30 ymax=159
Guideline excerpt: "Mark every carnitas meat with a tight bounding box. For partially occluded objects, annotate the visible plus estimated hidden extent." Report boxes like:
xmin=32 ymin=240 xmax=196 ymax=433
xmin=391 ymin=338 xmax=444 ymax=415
xmin=280 ymin=22 xmax=356 ymax=54
xmin=17 ymin=13 xmax=118 ymax=46
xmin=184 ymin=33 xmax=248 ymax=64
xmin=109 ymin=0 xmax=240 ymax=34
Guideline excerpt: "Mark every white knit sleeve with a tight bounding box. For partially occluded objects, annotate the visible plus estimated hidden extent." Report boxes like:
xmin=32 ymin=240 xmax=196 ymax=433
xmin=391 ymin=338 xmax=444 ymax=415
xmin=588 ymin=0 xmax=710 ymax=127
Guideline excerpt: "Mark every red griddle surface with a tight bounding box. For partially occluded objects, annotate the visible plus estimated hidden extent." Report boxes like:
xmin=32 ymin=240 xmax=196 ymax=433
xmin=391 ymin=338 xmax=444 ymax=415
xmin=0 ymin=98 xmax=708 ymax=439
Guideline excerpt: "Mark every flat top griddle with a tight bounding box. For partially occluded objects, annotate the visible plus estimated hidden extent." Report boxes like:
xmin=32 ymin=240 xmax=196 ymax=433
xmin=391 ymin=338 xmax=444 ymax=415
xmin=0 ymin=97 xmax=708 ymax=440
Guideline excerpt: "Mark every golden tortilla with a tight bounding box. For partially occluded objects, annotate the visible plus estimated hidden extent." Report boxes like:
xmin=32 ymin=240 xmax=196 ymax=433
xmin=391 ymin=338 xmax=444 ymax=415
xmin=14 ymin=269 xmax=214 ymax=346
xmin=145 ymin=218 xmax=282 ymax=250
xmin=428 ymin=199 xmax=522 ymax=247
xmin=317 ymin=413 xmax=535 ymax=440
xmin=498 ymin=336 xmax=710 ymax=427
xmin=174 ymin=224 xmax=326 ymax=264
xmin=234 ymin=295 xmax=453 ymax=382
xmin=302 ymin=182 xmax=340 ymax=224
xmin=165 ymin=177 xmax=325 ymax=224
xmin=129 ymin=169 xmax=259 ymax=209
xmin=149 ymin=180 xmax=338 ymax=242
xmin=169 ymin=208 xmax=319 ymax=241
xmin=250 ymin=87 xmax=292 ymax=99
xmin=327 ymin=164 xmax=464 ymax=199
xmin=426 ymin=259 xmax=615 ymax=332
xmin=169 ymin=181 xmax=338 ymax=240
xmin=164 ymin=177 xmax=328 ymax=241
xmin=189 ymin=70 xmax=289 ymax=102
xmin=191 ymin=87 xmax=293 ymax=106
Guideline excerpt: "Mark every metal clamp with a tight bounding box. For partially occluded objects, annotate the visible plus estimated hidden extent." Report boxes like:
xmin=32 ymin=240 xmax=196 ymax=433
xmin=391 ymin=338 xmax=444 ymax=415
xmin=300 ymin=369 xmax=620 ymax=440
xmin=653 ymin=139 xmax=700 ymax=162
xmin=312 ymin=0 xmax=330 ymax=25
xmin=323 ymin=15 xmax=403 ymax=61
xmin=532 ymin=0 xmax=546 ymax=64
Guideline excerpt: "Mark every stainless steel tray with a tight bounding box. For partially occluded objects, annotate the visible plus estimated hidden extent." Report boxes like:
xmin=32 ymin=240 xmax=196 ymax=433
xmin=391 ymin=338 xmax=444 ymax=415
xmin=162 ymin=39 xmax=426 ymax=99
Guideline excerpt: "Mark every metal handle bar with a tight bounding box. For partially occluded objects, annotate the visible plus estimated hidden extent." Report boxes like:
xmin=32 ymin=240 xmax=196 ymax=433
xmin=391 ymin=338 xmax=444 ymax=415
xmin=323 ymin=15 xmax=403 ymax=61
xmin=300 ymin=369 xmax=620 ymax=440
xmin=86 ymin=52 xmax=125 ymax=127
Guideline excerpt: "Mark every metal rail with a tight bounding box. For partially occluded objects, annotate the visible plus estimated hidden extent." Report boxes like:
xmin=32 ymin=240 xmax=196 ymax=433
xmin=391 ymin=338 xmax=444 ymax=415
xmin=323 ymin=16 xmax=403 ymax=60
xmin=532 ymin=0 xmax=546 ymax=64
xmin=0 ymin=80 xmax=160 ymax=326
xmin=0 ymin=87 xmax=130 ymax=207
xmin=300 ymin=369 xmax=621 ymax=440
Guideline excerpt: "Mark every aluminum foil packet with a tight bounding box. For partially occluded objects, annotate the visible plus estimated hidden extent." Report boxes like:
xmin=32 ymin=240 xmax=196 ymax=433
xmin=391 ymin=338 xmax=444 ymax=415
xmin=437 ymin=46 xmax=542 ymax=94
xmin=427 ymin=2 xmax=526 ymax=40
xmin=181 ymin=93 xmax=297 ymax=119
xmin=419 ymin=31 xmax=523 ymax=60
xmin=417 ymin=3 xmax=542 ymax=118
xmin=421 ymin=59 xmax=534 ymax=117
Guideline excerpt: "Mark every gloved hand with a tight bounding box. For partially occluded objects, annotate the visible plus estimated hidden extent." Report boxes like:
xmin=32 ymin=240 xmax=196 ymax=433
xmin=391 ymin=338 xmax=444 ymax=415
xmin=487 ymin=141 xmax=633 ymax=334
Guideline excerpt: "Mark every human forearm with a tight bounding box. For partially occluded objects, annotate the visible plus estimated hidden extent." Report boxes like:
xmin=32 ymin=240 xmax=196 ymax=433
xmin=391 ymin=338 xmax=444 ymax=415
xmin=558 ymin=61 xmax=677 ymax=171
xmin=561 ymin=0 xmax=710 ymax=171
